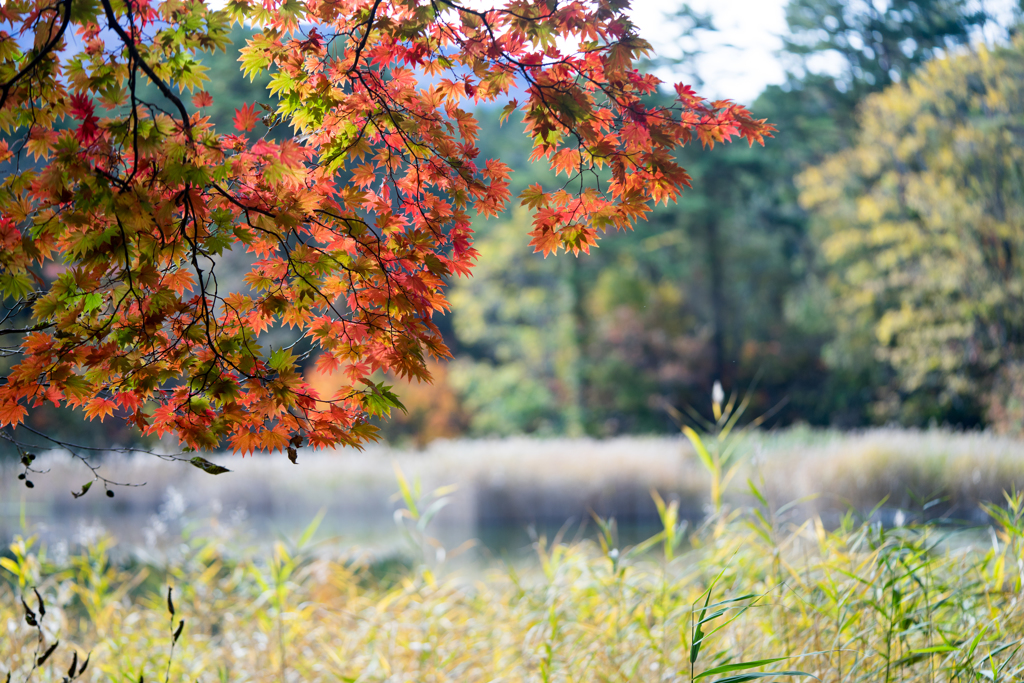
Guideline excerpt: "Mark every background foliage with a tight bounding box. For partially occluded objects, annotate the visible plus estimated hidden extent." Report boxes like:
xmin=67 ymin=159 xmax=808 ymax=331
xmin=404 ymin=0 xmax=1017 ymax=440
xmin=800 ymin=37 xmax=1024 ymax=428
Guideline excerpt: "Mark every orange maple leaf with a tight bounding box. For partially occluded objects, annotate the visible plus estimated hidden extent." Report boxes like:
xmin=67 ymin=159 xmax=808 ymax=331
xmin=0 ymin=400 xmax=27 ymax=426
xmin=84 ymin=397 xmax=117 ymax=422
xmin=192 ymin=91 xmax=213 ymax=108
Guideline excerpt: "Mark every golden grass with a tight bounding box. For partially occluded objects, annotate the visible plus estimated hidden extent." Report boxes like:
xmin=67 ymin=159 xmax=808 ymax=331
xmin=3 ymin=485 xmax=1024 ymax=683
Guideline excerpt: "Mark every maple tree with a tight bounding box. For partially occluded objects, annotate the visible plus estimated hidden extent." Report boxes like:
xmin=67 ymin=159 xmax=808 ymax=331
xmin=0 ymin=0 xmax=771 ymax=467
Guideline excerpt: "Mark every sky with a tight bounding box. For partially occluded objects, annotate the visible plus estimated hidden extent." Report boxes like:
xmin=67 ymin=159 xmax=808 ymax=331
xmin=629 ymin=0 xmax=790 ymax=104
xmin=629 ymin=0 xmax=1020 ymax=104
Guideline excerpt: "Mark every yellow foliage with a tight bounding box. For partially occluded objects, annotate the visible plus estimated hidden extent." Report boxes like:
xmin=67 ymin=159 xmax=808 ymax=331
xmin=799 ymin=37 xmax=1024 ymax=421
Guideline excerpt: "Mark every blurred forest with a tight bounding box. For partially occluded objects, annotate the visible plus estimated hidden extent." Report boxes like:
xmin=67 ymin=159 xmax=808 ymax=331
xmin=376 ymin=0 xmax=1024 ymax=443
xmin=9 ymin=0 xmax=1024 ymax=453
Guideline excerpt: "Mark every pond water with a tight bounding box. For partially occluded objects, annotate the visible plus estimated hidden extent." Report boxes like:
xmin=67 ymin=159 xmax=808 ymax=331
xmin=1 ymin=480 xmax=673 ymax=568
xmin=1 ymin=430 xmax=1013 ymax=565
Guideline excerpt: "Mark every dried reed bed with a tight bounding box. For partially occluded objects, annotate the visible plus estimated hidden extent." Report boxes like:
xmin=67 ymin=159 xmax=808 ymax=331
xmin=3 ymin=429 xmax=1024 ymax=534
xmin=754 ymin=428 xmax=1024 ymax=518
xmin=1 ymin=437 xmax=703 ymax=531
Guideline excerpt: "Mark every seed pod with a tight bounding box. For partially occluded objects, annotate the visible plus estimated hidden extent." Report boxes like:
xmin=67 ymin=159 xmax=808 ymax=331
xmin=78 ymin=653 xmax=90 ymax=676
xmin=22 ymin=598 xmax=37 ymax=627
xmin=37 ymin=640 xmax=59 ymax=666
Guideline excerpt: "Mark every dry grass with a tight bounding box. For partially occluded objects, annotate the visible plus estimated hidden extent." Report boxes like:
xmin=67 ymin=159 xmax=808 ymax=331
xmin=754 ymin=428 xmax=1024 ymax=518
xmin=4 ymin=429 xmax=1024 ymax=534
xmin=2 ymin=435 xmax=701 ymax=513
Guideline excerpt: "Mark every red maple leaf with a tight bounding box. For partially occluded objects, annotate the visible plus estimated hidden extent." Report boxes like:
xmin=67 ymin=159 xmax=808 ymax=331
xmin=233 ymin=102 xmax=259 ymax=132
xmin=68 ymin=92 xmax=98 ymax=143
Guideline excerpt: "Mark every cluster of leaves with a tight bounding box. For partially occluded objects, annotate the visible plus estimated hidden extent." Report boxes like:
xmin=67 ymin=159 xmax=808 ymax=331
xmin=0 ymin=0 xmax=771 ymax=459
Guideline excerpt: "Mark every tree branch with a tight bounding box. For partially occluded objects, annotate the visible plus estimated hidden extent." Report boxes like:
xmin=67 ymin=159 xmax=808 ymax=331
xmin=98 ymin=0 xmax=194 ymax=140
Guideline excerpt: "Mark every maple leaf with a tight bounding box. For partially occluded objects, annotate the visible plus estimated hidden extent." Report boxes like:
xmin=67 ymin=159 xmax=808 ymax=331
xmin=551 ymin=148 xmax=580 ymax=177
xmin=0 ymin=400 xmax=27 ymax=426
xmin=192 ymin=91 xmax=213 ymax=108
xmin=68 ymin=92 xmax=98 ymax=143
xmin=351 ymin=163 xmax=377 ymax=188
xmin=520 ymin=183 xmax=549 ymax=210
xmin=499 ymin=99 xmax=519 ymax=125
xmin=258 ymin=429 xmax=291 ymax=451
xmin=233 ymin=102 xmax=259 ymax=132
xmin=84 ymin=397 xmax=117 ymax=422
xmin=68 ymin=92 xmax=94 ymax=120
xmin=675 ymin=83 xmax=701 ymax=105
xmin=113 ymin=392 xmax=144 ymax=411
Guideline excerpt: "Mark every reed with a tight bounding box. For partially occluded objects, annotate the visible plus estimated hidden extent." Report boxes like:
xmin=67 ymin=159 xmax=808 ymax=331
xmin=3 ymin=483 xmax=1023 ymax=683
